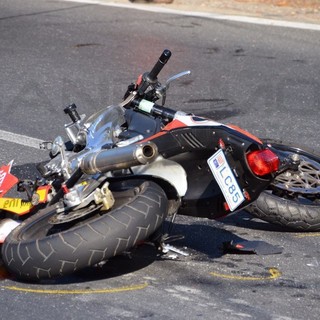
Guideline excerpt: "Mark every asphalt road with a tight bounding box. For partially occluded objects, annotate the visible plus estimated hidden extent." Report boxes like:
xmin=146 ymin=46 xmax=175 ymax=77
xmin=0 ymin=1 xmax=319 ymax=319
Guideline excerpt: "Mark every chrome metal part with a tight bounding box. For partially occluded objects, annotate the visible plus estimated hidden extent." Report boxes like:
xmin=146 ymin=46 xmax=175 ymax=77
xmin=63 ymin=183 xmax=86 ymax=208
xmin=50 ymin=136 xmax=71 ymax=179
xmin=165 ymin=70 xmax=191 ymax=89
xmin=81 ymin=105 xmax=126 ymax=150
xmin=80 ymin=141 xmax=158 ymax=175
xmin=64 ymin=114 xmax=86 ymax=145
xmin=117 ymin=134 xmax=144 ymax=147
xmin=51 ymin=136 xmax=64 ymax=158
xmin=273 ymin=154 xmax=320 ymax=195
xmin=156 ymin=70 xmax=191 ymax=105
xmin=65 ymin=122 xmax=81 ymax=145
xmin=93 ymin=182 xmax=115 ymax=210
xmin=162 ymin=244 xmax=189 ymax=256
xmin=44 ymin=105 xmax=128 ymax=178
xmin=118 ymin=91 xmax=137 ymax=108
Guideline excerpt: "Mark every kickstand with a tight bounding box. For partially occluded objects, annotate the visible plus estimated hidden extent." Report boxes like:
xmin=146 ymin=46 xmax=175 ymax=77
xmin=149 ymin=210 xmax=189 ymax=257
xmin=161 ymin=243 xmax=189 ymax=257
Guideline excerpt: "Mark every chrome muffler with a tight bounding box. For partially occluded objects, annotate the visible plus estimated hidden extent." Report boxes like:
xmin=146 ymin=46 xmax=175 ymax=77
xmin=80 ymin=141 xmax=158 ymax=175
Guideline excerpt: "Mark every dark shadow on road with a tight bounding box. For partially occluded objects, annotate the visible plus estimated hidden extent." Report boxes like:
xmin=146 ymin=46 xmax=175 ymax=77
xmin=0 ymin=213 xmax=292 ymax=285
xmin=160 ymin=219 xmax=249 ymax=259
xmin=220 ymin=210 xmax=298 ymax=233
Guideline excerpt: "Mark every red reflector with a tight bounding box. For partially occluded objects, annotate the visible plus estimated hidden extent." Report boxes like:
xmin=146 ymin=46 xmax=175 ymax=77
xmin=61 ymin=184 xmax=70 ymax=194
xmin=223 ymin=202 xmax=230 ymax=212
xmin=247 ymin=149 xmax=279 ymax=176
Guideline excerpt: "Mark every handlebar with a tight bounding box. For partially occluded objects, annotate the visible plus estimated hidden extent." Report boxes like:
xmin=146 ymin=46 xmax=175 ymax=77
xmin=133 ymin=98 xmax=176 ymax=122
xmin=137 ymin=49 xmax=171 ymax=95
xmin=148 ymin=49 xmax=171 ymax=82
xmin=124 ymin=49 xmax=178 ymax=121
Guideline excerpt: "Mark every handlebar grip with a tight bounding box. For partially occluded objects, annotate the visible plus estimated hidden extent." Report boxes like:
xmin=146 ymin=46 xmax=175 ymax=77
xmin=134 ymin=99 xmax=176 ymax=122
xmin=147 ymin=49 xmax=171 ymax=82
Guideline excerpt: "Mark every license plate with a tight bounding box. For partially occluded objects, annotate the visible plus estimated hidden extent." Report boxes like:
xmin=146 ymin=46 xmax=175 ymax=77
xmin=207 ymin=149 xmax=245 ymax=211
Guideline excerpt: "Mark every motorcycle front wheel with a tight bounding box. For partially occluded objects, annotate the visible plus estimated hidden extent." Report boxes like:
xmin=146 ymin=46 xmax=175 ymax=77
xmin=2 ymin=180 xmax=168 ymax=281
xmin=246 ymin=140 xmax=320 ymax=231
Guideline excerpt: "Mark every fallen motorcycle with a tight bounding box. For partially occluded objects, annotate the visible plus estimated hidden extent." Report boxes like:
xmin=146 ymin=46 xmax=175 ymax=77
xmin=1 ymin=50 xmax=319 ymax=281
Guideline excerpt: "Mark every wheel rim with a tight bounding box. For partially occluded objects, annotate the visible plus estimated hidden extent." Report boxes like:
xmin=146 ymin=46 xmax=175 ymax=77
xmin=19 ymin=179 xmax=147 ymax=240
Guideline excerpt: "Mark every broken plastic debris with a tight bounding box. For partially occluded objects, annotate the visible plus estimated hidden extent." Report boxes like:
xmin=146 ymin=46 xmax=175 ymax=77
xmin=223 ymin=240 xmax=283 ymax=255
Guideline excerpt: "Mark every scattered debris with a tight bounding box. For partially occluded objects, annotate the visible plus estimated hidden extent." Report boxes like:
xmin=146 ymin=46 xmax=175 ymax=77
xmin=223 ymin=240 xmax=283 ymax=255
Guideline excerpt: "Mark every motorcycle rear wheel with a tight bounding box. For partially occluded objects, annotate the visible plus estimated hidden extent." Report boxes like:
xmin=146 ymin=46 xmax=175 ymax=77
xmin=2 ymin=180 xmax=168 ymax=281
xmin=246 ymin=140 xmax=320 ymax=231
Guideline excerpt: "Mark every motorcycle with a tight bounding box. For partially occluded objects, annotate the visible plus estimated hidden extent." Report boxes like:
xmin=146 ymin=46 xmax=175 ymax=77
xmin=1 ymin=49 xmax=318 ymax=281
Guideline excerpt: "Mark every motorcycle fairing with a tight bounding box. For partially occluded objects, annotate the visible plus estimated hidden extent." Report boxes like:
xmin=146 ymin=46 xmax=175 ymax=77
xmin=0 ymin=161 xmax=19 ymax=198
xmin=142 ymin=119 xmax=273 ymax=218
xmin=163 ymin=113 xmax=262 ymax=145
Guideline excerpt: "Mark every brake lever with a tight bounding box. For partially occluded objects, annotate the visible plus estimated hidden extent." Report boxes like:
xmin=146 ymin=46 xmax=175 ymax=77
xmin=156 ymin=70 xmax=191 ymax=106
xmin=166 ymin=70 xmax=191 ymax=89
xmin=118 ymin=91 xmax=138 ymax=109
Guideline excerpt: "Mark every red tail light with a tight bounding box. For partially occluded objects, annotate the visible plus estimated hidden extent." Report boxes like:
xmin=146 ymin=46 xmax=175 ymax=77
xmin=246 ymin=149 xmax=279 ymax=176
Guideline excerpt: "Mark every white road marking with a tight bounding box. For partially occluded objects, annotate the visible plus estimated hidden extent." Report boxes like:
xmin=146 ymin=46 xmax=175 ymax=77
xmin=0 ymin=129 xmax=44 ymax=149
xmin=62 ymin=0 xmax=320 ymax=31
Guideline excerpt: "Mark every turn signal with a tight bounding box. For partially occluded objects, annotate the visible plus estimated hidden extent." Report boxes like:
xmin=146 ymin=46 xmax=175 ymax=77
xmin=247 ymin=149 xmax=279 ymax=176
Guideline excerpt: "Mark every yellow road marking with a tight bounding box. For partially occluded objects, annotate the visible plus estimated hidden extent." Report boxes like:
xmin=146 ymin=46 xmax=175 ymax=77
xmin=1 ymin=282 xmax=148 ymax=295
xmin=210 ymin=267 xmax=281 ymax=281
xmin=294 ymin=233 xmax=320 ymax=238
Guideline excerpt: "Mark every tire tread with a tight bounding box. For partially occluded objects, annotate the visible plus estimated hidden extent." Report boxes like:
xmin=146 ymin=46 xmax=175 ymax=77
xmin=2 ymin=181 xmax=167 ymax=280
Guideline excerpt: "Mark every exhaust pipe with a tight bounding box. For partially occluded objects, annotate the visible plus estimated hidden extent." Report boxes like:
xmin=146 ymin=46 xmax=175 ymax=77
xmin=80 ymin=141 xmax=158 ymax=175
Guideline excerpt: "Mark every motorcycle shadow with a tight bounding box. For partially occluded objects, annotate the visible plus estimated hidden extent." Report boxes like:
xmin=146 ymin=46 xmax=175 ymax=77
xmin=53 ymin=212 xmax=290 ymax=284
xmin=30 ymin=220 xmax=248 ymax=285
xmin=222 ymin=210 xmax=297 ymax=233
xmin=2 ymin=213 xmax=286 ymax=285
xmin=164 ymin=217 xmax=251 ymax=260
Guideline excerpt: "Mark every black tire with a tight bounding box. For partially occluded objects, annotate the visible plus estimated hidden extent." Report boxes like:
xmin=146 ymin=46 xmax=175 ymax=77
xmin=2 ymin=180 xmax=168 ymax=281
xmin=246 ymin=140 xmax=320 ymax=231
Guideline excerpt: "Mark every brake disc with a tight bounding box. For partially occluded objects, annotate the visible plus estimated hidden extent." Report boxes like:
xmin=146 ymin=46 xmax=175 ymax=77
xmin=272 ymin=155 xmax=320 ymax=196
